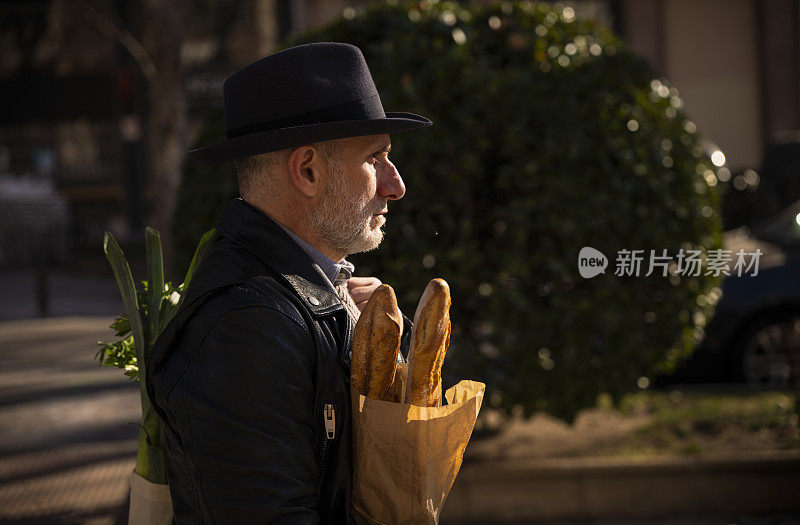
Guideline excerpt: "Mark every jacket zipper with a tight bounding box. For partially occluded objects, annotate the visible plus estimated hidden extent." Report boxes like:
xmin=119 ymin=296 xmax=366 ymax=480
xmin=324 ymin=402 xmax=336 ymax=439
xmin=316 ymin=400 xmax=337 ymax=500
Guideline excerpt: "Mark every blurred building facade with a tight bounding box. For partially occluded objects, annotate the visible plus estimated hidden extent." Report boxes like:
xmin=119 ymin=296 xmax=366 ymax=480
xmin=0 ymin=0 xmax=797 ymax=261
xmin=0 ymin=0 xmax=369 ymax=261
xmin=617 ymin=0 xmax=800 ymax=171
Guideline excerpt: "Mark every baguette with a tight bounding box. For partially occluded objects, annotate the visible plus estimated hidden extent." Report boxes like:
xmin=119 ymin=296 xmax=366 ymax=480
xmin=389 ymin=361 xmax=408 ymax=403
xmin=350 ymin=284 xmax=404 ymax=401
xmin=404 ymin=278 xmax=451 ymax=407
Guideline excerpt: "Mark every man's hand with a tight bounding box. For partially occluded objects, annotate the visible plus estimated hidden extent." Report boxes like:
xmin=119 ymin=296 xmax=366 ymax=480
xmin=347 ymin=276 xmax=383 ymax=312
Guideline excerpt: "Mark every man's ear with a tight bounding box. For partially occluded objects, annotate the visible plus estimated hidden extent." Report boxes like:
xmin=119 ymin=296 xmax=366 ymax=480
xmin=287 ymin=145 xmax=322 ymax=197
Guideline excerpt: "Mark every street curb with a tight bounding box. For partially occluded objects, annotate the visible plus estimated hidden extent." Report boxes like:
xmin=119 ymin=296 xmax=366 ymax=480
xmin=0 ymin=316 xmax=113 ymax=342
xmin=441 ymin=451 xmax=800 ymax=522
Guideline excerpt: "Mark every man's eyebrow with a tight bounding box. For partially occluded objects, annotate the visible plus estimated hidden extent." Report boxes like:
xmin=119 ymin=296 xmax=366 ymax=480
xmin=368 ymin=142 xmax=392 ymax=155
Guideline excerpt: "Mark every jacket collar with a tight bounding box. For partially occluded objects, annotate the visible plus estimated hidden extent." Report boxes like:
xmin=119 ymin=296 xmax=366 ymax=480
xmin=216 ymin=197 xmax=345 ymax=317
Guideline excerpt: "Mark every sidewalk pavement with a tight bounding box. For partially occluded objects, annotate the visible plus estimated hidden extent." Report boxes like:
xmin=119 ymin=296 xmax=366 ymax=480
xmin=0 ymin=268 xmax=123 ymax=322
xmin=0 ymin=316 xmax=137 ymax=523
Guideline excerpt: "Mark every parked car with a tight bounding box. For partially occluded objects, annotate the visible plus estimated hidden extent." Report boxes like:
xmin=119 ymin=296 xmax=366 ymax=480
xmin=660 ymin=202 xmax=800 ymax=390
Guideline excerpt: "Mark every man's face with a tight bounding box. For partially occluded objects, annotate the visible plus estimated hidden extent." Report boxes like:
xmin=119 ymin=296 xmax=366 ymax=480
xmin=308 ymin=134 xmax=405 ymax=259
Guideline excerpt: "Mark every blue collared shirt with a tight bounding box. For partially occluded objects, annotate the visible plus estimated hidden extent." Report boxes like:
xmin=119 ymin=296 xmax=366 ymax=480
xmin=276 ymin=221 xmax=407 ymax=363
xmin=275 ymin=222 xmax=355 ymax=287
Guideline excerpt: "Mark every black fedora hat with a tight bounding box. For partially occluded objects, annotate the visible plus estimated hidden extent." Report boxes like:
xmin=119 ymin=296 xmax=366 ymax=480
xmin=188 ymin=42 xmax=432 ymax=164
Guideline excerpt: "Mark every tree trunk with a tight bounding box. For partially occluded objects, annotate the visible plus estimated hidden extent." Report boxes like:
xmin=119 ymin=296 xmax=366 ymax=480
xmin=138 ymin=0 xmax=186 ymax=279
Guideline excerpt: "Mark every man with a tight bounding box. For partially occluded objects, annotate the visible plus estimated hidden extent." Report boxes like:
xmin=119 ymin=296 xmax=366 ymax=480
xmin=145 ymin=42 xmax=431 ymax=523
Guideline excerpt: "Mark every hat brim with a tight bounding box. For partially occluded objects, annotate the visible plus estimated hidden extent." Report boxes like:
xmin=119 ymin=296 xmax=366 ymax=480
xmin=187 ymin=112 xmax=432 ymax=164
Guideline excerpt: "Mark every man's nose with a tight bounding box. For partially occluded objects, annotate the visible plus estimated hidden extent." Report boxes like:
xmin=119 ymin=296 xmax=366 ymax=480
xmin=378 ymin=159 xmax=406 ymax=200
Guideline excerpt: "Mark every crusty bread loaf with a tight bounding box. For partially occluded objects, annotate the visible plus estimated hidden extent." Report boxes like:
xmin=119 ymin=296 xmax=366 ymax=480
xmin=350 ymin=284 xmax=404 ymax=401
xmin=389 ymin=361 xmax=408 ymax=403
xmin=404 ymin=279 xmax=451 ymax=407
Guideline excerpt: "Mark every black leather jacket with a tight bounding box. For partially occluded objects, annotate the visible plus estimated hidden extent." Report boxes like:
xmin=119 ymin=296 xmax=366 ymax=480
xmin=146 ymin=198 xmax=409 ymax=524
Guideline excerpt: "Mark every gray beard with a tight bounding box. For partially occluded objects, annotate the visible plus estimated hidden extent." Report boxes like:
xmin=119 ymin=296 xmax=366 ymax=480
xmin=308 ymin=164 xmax=386 ymax=257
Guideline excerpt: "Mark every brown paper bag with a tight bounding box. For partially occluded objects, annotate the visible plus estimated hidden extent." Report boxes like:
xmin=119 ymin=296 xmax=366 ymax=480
xmin=128 ymin=469 xmax=173 ymax=525
xmin=350 ymin=374 xmax=485 ymax=525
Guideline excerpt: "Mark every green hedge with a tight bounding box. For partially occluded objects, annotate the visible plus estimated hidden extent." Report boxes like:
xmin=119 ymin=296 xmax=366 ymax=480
xmin=175 ymin=0 xmax=723 ymax=422
xmin=171 ymin=111 xmax=237 ymax=276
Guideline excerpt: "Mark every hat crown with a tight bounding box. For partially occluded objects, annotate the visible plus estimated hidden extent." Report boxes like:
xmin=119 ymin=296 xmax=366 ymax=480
xmin=222 ymin=42 xmax=383 ymax=135
xmin=187 ymin=42 xmax=431 ymax=163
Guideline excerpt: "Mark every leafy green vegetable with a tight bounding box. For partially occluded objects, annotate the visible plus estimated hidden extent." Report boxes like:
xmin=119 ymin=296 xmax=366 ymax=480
xmin=99 ymin=227 xmax=216 ymax=483
xmin=95 ymin=330 xmax=137 ymax=379
xmin=95 ymin=280 xmax=185 ymax=381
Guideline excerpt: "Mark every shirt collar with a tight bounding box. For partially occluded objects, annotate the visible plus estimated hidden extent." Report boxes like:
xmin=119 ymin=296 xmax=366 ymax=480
xmin=275 ymin=221 xmax=355 ymax=286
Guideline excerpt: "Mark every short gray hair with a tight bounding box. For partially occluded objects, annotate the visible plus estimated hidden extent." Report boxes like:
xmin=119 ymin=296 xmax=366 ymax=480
xmin=234 ymin=140 xmax=341 ymax=198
